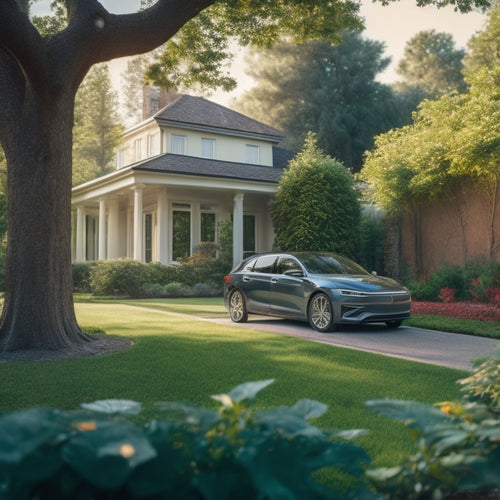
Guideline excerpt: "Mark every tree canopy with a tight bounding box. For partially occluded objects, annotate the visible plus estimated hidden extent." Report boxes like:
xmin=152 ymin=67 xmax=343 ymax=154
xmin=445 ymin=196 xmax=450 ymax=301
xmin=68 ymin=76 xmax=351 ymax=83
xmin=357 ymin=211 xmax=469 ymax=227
xmin=394 ymin=29 xmax=467 ymax=98
xmin=272 ymin=133 xmax=361 ymax=256
xmin=359 ymin=6 xmax=500 ymax=215
xmin=235 ymin=33 xmax=410 ymax=171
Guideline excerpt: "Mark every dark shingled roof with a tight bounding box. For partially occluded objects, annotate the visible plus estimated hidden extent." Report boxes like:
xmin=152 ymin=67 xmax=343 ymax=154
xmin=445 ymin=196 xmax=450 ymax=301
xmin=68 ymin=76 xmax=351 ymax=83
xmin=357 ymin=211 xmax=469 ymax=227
xmin=153 ymin=95 xmax=285 ymax=140
xmin=133 ymin=148 xmax=294 ymax=183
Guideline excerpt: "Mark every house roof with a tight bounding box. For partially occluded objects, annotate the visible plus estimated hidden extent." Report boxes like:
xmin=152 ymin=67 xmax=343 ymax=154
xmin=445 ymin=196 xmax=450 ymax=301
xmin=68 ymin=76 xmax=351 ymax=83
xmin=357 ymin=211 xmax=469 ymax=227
xmin=133 ymin=147 xmax=295 ymax=183
xmin=153 ymin=95 xmax=285 ymax=141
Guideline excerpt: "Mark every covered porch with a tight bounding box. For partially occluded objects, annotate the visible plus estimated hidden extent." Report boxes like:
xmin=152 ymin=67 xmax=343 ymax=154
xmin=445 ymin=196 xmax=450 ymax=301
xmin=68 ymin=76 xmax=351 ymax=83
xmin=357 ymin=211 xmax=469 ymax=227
xmin=71 ymin=165 xmax=278 ymax=267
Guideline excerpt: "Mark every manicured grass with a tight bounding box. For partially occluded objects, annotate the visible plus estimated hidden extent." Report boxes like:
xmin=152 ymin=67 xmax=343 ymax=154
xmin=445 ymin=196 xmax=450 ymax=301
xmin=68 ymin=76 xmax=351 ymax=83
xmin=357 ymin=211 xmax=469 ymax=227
xmin=0 ymin=301 xmax=468 ymax=470
xmin=404 ymin=314 xmax=500 ymax=339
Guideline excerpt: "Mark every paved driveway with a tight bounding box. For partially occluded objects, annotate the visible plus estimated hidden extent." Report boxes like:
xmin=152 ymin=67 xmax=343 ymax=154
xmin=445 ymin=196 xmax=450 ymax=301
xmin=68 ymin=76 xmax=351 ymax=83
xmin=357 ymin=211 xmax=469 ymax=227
xmin=208 ymin=316 xmax=499 ymax=371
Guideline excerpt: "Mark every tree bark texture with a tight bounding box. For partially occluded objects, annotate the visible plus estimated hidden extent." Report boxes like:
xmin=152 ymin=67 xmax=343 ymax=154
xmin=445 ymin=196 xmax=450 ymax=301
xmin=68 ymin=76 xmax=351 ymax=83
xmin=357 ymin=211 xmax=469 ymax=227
xmin=0 ymin=0 xmax=213 ymax=352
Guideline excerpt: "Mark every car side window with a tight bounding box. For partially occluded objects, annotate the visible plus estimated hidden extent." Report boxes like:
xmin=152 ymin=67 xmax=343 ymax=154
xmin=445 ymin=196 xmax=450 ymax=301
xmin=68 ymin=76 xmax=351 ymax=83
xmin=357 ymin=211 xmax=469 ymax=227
xmin=252 ymin=255 xmax=277 ymax=273
xmin=241 ymin=258 xmax=257 ymax=272
xmin=276 ymin=257 xmax=302 ymax=275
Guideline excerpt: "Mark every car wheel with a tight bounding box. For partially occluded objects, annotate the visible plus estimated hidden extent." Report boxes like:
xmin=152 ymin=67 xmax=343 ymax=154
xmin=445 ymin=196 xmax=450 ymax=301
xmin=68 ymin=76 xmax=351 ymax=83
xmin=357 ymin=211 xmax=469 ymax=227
xmin=228 ymin=289 xmax=248 ymax=323
xmin=386 ymin=320 xmax=402 ymax=328
xmin=308 ymin=293 xmax=336 ymax=332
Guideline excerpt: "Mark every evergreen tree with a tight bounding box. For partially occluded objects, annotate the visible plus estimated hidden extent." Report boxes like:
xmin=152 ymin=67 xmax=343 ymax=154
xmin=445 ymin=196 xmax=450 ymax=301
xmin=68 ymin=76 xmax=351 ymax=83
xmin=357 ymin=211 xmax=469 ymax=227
xmin=272 ymin=133 xmax=361 ymax=257
xmin=73 ymin=64 xmax=124 ymax=185
xmin=236 ymin=33 xmax=408 ymax=171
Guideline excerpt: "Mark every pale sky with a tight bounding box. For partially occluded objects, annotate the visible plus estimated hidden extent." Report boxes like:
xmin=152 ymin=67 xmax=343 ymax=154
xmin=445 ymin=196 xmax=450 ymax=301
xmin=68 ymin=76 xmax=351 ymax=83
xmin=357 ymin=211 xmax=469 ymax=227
xmin=32 ymin=0 xmax=488 ymax=105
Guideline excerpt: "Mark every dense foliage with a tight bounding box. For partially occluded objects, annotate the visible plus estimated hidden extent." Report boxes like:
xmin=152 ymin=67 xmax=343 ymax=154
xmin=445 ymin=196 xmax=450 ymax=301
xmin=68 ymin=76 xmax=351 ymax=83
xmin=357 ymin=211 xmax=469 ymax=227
xmin=366 ymin=355 xmax=500 ymax=499
xmin=407 ymin=259 xmax=500 ymax=303
xmin=236 ymin=33 xmax=409 ymax=171
xmin=271 ymin=134 xmax=361 ymax=256
xmin=0 ymin=380 xmax=371 ymax=499
xmin=394 ymin=29 xmax=467 ymax=98
xmin=359 ymin=5 xmax=500 ymax=219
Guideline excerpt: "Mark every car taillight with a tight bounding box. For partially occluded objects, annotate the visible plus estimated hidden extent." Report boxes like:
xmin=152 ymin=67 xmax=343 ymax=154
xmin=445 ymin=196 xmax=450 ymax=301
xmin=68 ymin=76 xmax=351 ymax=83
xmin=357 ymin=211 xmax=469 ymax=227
xmin=223 ymin=275 xmax=233 ymax=284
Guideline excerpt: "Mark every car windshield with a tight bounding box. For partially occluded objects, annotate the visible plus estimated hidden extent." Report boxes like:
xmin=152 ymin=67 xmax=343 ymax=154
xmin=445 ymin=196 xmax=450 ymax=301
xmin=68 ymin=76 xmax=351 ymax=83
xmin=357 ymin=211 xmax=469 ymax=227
xmin=298 ymin=253 xmax=370 ymax=275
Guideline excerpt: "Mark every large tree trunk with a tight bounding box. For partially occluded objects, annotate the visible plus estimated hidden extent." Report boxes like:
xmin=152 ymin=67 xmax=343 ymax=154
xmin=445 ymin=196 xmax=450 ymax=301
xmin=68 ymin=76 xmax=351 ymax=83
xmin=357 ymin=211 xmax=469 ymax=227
xmin=0 ymin=87 xmax=90 ymax=352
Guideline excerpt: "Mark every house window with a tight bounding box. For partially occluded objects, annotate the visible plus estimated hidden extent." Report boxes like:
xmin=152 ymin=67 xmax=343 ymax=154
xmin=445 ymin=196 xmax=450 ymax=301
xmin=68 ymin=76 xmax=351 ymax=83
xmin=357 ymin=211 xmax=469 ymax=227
xmin=172 ymin=203 xmax=191 ymax=261
xmin=201 ymin=138 xmax=215 ymax=159
xmin=200 ymin=204 xmax=217 ymax=243
xmin=117 ymin=148 xmax=126 ymax=169
xmin=144 ymin=213 xmax=153 ymax=263
xmin=245 ymin=144 xmax=260 ymax=165
xmin=134 ymin=138 xmax=143 ymax=162
xmin=171 ymin=134 xmax=187 ymax=155
xmin=147 ymin=133 xmax=158 ymax=157
xmin=243 ymin=215 xmax=256 ymax=253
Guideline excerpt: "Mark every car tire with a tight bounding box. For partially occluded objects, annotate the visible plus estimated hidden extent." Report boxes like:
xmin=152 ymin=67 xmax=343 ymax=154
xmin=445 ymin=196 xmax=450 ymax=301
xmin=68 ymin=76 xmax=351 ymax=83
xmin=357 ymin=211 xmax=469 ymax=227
xmin=228 ymin=289 xmax=248 ymax=323
xmin=308 ymin=293 xmax=336 ymax=332
xmin=386 ymin=320 xmax=402 ymax=328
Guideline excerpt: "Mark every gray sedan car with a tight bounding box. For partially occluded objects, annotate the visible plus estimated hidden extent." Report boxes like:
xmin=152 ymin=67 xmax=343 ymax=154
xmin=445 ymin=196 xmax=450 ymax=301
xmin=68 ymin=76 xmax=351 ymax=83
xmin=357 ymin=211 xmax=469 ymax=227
xmin=223 ymin=252 xmax=411 ymax=332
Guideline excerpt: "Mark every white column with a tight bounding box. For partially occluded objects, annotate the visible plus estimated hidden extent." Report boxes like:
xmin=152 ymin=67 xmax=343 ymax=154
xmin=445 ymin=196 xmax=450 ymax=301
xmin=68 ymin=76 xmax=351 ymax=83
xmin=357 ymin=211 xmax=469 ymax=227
xmin=76 ymin=206 xmax=86 ymax=262
xmin=233 ymin=193 xmax=244 ymax=267
xmin=107 ymin=198 xmax=120 ymax=260
xmin=133 ymin=186 xmax=143 ymax=261
xmin=157 ymin=188 xmax=168 ymax=264
xmin=98 ymin=198 xmax=107 ymax=260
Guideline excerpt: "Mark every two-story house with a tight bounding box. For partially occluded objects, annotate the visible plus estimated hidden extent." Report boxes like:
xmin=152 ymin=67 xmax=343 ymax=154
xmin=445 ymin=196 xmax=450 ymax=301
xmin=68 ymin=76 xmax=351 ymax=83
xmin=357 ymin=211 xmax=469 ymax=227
xmin=71 ymin=94 xmax=294 ymax=267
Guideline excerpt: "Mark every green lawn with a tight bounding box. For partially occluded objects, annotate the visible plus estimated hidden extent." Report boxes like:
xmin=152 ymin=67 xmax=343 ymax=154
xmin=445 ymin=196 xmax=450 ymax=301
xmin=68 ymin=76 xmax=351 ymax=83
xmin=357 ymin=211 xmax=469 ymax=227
xmin=0 ymin=298 xmax=469 ymax=470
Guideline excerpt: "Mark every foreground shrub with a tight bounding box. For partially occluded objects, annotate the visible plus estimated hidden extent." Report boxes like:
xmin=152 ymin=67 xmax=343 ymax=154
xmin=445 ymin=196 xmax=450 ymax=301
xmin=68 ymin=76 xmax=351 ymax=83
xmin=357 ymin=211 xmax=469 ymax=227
xmin=0 ymin=381 xmax=371 ymax=499
xmin=366 ymin=355 xmax=500 ymax=499
xmin=89 ymin=260 xmax=153 ymax=297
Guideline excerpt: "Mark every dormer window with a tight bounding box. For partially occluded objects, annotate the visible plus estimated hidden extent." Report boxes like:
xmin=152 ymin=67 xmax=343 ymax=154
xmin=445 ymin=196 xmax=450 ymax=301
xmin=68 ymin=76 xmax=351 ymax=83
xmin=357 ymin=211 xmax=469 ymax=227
xmin=172 ymin=134 xmax=187 ymax=155
xmin=246 ymin=144 xmax=260 ymax=165
xmin=201 ymin=138 xmax=215 ymax=159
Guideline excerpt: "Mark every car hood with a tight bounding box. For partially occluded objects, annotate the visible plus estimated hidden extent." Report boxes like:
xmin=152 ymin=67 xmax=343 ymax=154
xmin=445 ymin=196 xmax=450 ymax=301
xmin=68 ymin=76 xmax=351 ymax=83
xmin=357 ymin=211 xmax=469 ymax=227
xmin=308 ymin=274 xmax=407 ymax=293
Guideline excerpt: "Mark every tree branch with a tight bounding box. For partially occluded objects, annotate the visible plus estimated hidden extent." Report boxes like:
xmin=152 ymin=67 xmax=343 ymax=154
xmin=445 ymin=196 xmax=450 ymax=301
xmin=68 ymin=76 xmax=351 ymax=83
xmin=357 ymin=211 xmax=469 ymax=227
xmin=0 ymin=0 xmax=49 ymax=88
xmin=52 ymin=0 xmax=216 ymax=90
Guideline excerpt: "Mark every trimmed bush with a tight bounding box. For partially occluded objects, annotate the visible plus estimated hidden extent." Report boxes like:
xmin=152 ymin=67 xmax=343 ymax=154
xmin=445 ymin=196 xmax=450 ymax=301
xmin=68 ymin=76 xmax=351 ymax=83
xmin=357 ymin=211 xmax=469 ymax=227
xmin=72 ymin=262 xmax=96 ymax=293
xmin=89 ymin=259 xmax=153 ymax=297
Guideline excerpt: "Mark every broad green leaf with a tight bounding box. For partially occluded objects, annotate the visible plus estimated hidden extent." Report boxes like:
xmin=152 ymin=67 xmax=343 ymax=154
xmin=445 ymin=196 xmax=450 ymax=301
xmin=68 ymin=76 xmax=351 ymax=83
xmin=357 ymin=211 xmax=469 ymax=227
xmin=154 ymin=401 xmax=220 ymax=429
xmin=62 ymin=420 xmax=156 ymax=489
xmin=292 ymin=399 xmax=328 ymax=420
xmin=366 ymin=466 xmax=402 ymax=481
xmin=365 ymin=399 xmax=450 ymax=429
xmin=221 ymin=379 xmax=275 ymax=403
xmin=81 ymin=399 xmax=142 ymax=415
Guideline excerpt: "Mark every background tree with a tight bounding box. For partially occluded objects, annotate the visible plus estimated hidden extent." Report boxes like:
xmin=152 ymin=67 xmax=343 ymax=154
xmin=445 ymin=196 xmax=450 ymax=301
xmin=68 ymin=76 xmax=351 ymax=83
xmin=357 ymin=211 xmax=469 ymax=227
xmin=121 ymin=55 xmax=153 ymax=126
xmin=72 ymin=64 xmax=124 ymax=185
xmin=272 ymin=133 xmax=361 ymax=256
xmin=0 ymin=0 xmax=490 ymax=355
xmin=236 ymin=33 xmax=409 ymax=171
xmin=359 ymin=5 xmax=500 ymax=272
xmin=463 ymin=3 xmax=500 ymax=78
xmin=394 ymin=30 xmax=467 ymax=98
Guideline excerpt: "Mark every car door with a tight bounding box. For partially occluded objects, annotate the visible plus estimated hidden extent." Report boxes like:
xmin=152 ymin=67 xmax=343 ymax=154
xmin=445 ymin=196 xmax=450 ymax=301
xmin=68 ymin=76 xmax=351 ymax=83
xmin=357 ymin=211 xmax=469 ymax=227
xmin=270 ymin=256 xmax=308 ymax=319
xmin=242 ymin=254 xmax=278 ymax=314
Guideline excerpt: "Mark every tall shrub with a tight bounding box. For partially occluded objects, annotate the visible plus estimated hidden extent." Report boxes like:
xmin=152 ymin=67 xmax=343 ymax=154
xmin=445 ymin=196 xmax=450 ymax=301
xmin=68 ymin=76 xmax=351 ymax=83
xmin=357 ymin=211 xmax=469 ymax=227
xmin=272 ymin=133 xmax=361 ymax=257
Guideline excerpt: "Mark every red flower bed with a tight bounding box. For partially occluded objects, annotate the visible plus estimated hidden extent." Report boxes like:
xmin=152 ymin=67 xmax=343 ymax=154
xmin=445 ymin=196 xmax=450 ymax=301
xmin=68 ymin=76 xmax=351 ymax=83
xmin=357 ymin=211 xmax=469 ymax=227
xmin=412 ymin=301 xmax=500 ymax=322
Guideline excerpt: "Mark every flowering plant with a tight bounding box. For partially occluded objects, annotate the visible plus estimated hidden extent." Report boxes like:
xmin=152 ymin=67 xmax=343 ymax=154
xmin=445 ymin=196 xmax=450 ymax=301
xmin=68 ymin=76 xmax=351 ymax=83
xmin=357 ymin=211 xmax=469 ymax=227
xmin=438 ymin=287 xmax=456 ymax=303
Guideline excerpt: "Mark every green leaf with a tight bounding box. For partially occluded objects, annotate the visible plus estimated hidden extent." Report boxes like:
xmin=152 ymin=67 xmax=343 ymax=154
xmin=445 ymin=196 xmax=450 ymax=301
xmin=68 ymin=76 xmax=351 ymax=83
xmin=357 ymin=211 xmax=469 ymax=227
xmin=365 ymin=399 xmax=450 ymax=430
xmin=154 ymin=401 xmax=220 ymax=429
xmin=366 ymin=466 xmax=402 ymax=481
xmin=62 ymin=420 xmax=156 ymax=489
xmin=220 ymin=379 xmax=275 ymax=403
xmin=0 ymin=407 xmax=67 ymax=482
xmin=292 ymin=399 xmax=328 ymax=420
xmin=81 ymin=399 xmax=142 ymax=415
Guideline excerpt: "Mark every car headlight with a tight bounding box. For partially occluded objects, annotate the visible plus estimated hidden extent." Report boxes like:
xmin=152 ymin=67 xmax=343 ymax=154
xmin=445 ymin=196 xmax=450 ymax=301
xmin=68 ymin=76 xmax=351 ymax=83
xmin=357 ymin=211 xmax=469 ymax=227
xmin=339 ymin=289 xmax=368 ymax=297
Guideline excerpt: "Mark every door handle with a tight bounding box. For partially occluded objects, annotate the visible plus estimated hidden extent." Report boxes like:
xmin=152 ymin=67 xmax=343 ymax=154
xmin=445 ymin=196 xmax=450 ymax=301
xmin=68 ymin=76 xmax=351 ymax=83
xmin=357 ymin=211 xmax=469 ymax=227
xmin=271 ymin=278 xmax=278 ymax=284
